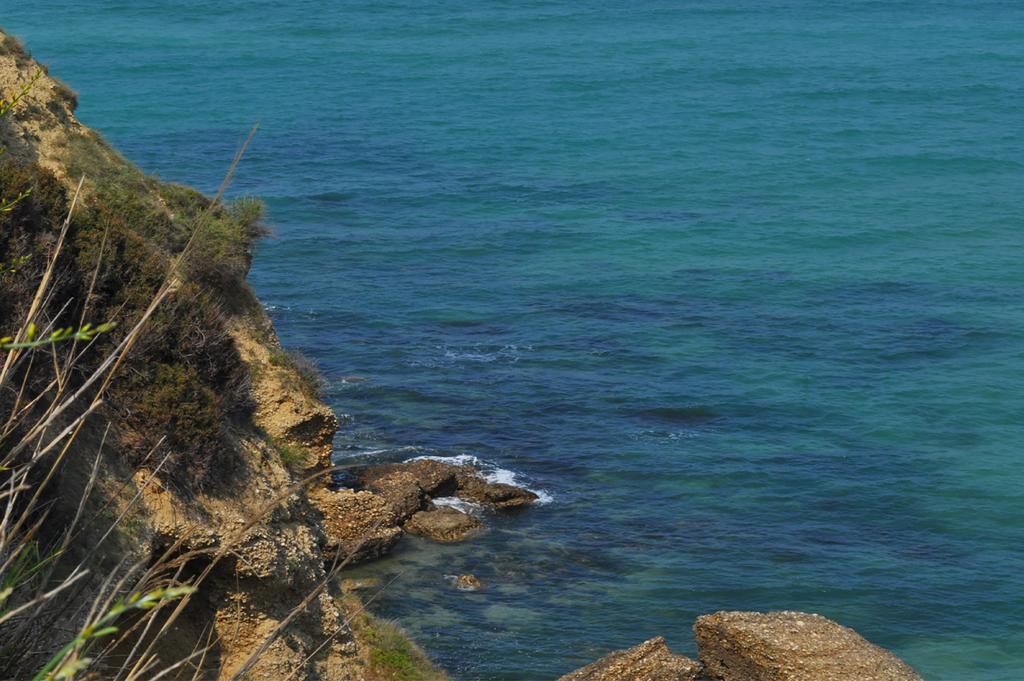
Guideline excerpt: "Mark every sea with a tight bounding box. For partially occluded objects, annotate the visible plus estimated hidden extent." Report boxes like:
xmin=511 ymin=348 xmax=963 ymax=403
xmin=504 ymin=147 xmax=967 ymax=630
xmin=4 ymin=2 xmax=1023 ymax=678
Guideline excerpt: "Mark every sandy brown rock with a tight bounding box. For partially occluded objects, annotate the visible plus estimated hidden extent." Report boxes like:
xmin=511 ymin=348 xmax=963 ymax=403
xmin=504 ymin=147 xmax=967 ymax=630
xmin=694 ymin=611 xmax=922 ymax=681
xmin=559 ymin=637 xmax=701 ymax=681
xmin=311 ymin=487 xmax=403 ymax=564
xmin=232 ymin=319 xmax=339 ymax=471
xmin=404 ymin=506 xmax=484 ymax=542
xmin=97 ymin=432 xmax=365 ymax=681
xmin=0 ymin=34 xmax=83 ymax=179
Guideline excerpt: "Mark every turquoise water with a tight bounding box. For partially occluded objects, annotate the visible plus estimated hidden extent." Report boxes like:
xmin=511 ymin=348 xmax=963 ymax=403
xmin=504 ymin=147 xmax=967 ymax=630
xmin=6 ymin=2 xmax=1024 ymax=678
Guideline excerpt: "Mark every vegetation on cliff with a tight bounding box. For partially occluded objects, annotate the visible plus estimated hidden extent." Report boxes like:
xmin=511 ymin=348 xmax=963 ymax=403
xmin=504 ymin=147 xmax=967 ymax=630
xmin=0 ymin=108 xmax=261 ymax=489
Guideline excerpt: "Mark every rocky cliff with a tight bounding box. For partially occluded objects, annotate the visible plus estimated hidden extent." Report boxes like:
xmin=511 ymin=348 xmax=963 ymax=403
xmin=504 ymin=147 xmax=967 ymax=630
xmin=0 ymin=29 xmax=445 ymax=680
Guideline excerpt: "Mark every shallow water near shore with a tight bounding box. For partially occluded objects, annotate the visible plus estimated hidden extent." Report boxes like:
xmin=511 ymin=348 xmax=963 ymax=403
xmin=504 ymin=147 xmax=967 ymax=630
xmin=6 ymin=2 xmax=1024 ymax=678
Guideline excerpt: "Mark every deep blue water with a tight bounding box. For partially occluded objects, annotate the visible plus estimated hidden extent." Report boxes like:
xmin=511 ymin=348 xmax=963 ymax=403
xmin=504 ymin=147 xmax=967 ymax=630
xmin=5 ymin=2 xmax=1024 ymax=678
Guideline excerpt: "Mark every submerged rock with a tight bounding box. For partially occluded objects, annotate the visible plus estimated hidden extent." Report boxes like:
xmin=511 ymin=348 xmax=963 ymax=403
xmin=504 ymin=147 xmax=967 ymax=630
xmin=404 ymin=506 xmax=484 ymax=542
xmin=693 ymin=611 xmax=922 ymax=681
xmin=558 ymin=637 xmax=701 ymax=681
xmin=453 ymin=574 xmax=483 ymax=591
xmin=340 ymin=577 xmax=382 ymax=593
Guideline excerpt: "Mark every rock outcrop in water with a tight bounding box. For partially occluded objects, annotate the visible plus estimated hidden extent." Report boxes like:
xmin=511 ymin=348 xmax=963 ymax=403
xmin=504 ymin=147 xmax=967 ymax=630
xmin=359 ymin=457 xmax=540 ymax=511
xmin=558 ymin=637 xmax=701 ymax=681
xmin=309 ymin=457 xmax=541 ymax=563
xmin=317 ymin=457 xmax=538 ymax=551
xmin=312 ymin=487 xmax=404 ymax=564
xmin=694 ymin=611 xmax=922 ymax=681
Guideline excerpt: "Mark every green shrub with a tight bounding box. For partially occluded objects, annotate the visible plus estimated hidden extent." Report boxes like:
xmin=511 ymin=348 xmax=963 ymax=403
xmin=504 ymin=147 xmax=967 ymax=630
xmin=181 ymin=193 xmax=269 ymax=294
xmin=122 ymin=362 xmax=222 ymax=473
xmin=0 ymin=160 xmax=69 ymax=325
xmin=1 ymin=154 xmax=255 ymax=490
xmin=230 ymin=195 xmax=270 ymax=239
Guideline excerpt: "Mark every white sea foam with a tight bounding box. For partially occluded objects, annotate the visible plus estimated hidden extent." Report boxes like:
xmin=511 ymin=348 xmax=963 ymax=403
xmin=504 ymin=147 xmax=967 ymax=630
xmin=345 ymin=445 xmax=425 ymax=459
xmin=411 ymin=344 xmax=532 ymax=368
xmin=443 ymin=344 xmax=526 ymax=363
xmin=633 ymin=429 xmax=703 ymax=442
xmin=432 ymin=496 xmax=484 ymax=514
xmin=409 ymin=453 xmax=554 ymax=505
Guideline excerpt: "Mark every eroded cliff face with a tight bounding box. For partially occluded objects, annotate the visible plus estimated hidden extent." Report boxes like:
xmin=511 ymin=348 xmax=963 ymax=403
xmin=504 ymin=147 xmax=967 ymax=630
xmin=0 ymin=30 xmax=380 ymax=679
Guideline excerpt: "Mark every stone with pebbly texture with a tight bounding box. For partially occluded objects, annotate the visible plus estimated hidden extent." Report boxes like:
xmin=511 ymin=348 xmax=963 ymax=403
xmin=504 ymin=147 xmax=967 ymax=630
xmin=694 ymin=611 xmax=922 ymax=681
xmin=558 ymin=637 xmax=701 ymax=681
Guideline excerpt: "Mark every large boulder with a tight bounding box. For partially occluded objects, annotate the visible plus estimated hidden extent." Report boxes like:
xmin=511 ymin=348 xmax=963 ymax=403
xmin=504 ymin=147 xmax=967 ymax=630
xmin=694 ymin=611 xmax=922 ymax=681
xmin=404 ymin=506 xmax=484 ymax=542
xmin=359 ymin=459 xmax=462 ymax=497
xmin=558 ymin=637 xmax=701 ymax=681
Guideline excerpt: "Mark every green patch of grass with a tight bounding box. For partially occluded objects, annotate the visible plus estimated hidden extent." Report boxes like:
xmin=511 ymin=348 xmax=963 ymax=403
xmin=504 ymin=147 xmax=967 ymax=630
xmin=125 ymin=363 xmax=223 ymax=462
xmin=159 ymin=186 xmax=269 ymax=295
xmin=1 ymin=541 xmax=59 ymax=595
xmin=366 ymin=621 xmax=446 ymax=681
xmin=270 ymin=438 xmax=310 ymax=469
xmin=344 ymin=597 xmax=447 ymax=681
